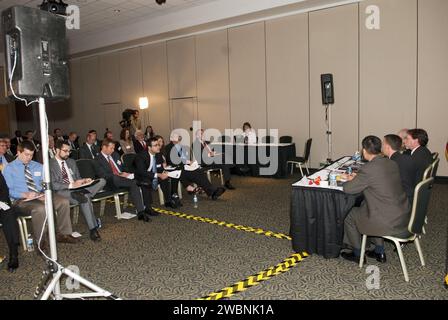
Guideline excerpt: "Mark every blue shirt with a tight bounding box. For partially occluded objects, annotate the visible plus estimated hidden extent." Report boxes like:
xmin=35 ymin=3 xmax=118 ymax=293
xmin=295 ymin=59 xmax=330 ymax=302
xmin=3 ymin=159 xmax=44 ymax=200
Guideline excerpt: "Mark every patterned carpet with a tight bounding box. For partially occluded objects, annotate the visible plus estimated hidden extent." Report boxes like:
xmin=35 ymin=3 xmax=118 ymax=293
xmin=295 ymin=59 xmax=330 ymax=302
xmin=0 ymin=174 xmax=447 ymax=300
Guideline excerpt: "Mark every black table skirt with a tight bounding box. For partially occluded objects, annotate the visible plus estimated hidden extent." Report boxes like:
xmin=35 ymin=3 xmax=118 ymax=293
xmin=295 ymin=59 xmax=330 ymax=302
xmin=211 ymin=143 xmax=296 ymax=178
xmin=290 ymin=186 xmax=357 ymax=258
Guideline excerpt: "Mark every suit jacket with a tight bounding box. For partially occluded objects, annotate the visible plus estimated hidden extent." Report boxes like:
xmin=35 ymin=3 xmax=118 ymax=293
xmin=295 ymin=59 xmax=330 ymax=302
xmin=133 ymin=139 xmax=148 ymax=154
xmin=68 ymin=139 xmax=79 ymax=150
xmin=95 ymin=152 xmax=123 ymax=189
xmin=49 ymin=158 xmax=82 ymax=191
xmin=135 ymin=151 xmax=165 ymax=183
xmin=192 ymin=139 xmax=214 ymax=166
xmin=410 ymin=146 xmax=433 ymax=183
xmin=0 ymin=171 xmax=11 ymax=206
xmin=343 ymin=156 xmax=410 ymax=237
xmin=2 ymin=153 xmax=15 ymax=163
xmin=79 ymin=143 xmax=100 ymax=160
xmin=11 ymin=137 xmax=24 ymax=147
xmin=390 ymin=152 xmax=416 ymax=202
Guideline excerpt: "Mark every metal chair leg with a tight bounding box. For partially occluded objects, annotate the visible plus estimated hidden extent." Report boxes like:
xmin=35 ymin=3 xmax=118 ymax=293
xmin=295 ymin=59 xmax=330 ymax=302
xmin=298 ymin=163 xmax=304 ymax=177
xmin=99 ymin=200 xmax=106 ymax=217
xmin=305 ymin=162 xmax=310 ymax=174
xmin=123 ymin=194 xmax=128 ymax=209
xmin=113 ymin=194 xmax=122 ymax=219
xmin=219 ymin=169 xmax=224 ymax=185
xmin=394 ymin=239 xmax=409 ymax=282
xmin=289 ymin=162 xmax=293 ymax=175
xmin=414 ymin=237 xmax=425 ymax=266
xmin=359 ymin=234 xmax=367 ymax=268
xmin=158 ymin=186 xmax=165 ymax=205
xmin=178 ymin=183 xmax=183 ymax=200
xmin=17 ymin=217 xmax=26 ymax=252
xmin=206 ymin=171 xmax=211 ymax=183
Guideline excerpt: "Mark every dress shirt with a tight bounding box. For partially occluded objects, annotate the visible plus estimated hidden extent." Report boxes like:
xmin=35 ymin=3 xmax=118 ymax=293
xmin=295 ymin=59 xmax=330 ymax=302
xmin=101 ymin=152 xmax=121 ymax=174
xmin=56 ymin=158 xmax=74 ymax=184
xmin=3 ymin=159 xmax=43 ymax=200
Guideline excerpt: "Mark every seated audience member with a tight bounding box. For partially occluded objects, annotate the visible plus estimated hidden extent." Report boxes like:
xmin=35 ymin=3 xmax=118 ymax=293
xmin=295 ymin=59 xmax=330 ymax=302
xmin=404 ymin=128 xmax=433 ymax=183
xmin=0 ymin=139 xmax=15 ymax=170
xmin=340 ymin=136 xmax=410 ymax=264
xmin=383 ymin=134 xmax=416 ymax=204
xmin=3 ymin=141 xmax=78 ymax=247
xmin=242 ymin=122 xmax=257 ymax=144
xmin=165 ymin=132 xmax=226 ymax=200
xmin=130 ymin=110 xmax=142 ymax=136
xmin=50 ymin=140 xmax=106 ymax=241
xmin=68 ymin=132 xmax=79 ymax=150
xmin=79 ymin=132 xmax=100 ymax=159
xmin=134 ymin=137 xmax=173 ymax=211
xmin=95 ymin=139 xmax=153 ymax=222
xmin=53 ymin=128 xmax=67 ymax=142
xmin=11 ymin=130 xmax=24 ymax=150
xmin=0 ymin=171 xmax=20 ymax=272
xmin=0 ymin=135 xmax=15 ymax=158
xmin=133 ymin=130 xmax=148 ymax=154
xmin=155 ymin=135 xmax=167 ymax=161
xmin=119 ymin=128 xmax=135 ymax=155
xmin=48 ymin=135 xmax=56 ymax=159
xmin=144 ymin=126 xmax=155 ymax=141
xmin=193 ymin=129 xmax=235 ymax=190
xmin=398 ymin=128 xmax=409 ymax=153
xmin=24 ymin=130 xmax=40 ymax=151
xmin=104 ymin=130 xmax=123 ymax=156
xmin=88 ymin=129 xmax=101 ymax=148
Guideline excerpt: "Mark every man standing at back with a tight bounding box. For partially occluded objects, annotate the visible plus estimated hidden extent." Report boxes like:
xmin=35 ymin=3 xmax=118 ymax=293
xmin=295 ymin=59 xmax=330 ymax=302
xmin=340 ymin=136 xmax=410 ymax=263
xmin=404 ymin=129 xmax=433 ymax=183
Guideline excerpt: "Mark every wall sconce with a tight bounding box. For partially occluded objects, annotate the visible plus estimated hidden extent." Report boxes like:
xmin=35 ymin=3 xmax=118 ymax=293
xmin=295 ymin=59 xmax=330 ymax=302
xmin=139 ymin=97 xmax=149 ymax=110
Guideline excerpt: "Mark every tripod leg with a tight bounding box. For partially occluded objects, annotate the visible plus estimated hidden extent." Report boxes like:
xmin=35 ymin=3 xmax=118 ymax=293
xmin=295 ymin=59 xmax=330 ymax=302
xmin=40 ymin=270 xmax=63 ymax=300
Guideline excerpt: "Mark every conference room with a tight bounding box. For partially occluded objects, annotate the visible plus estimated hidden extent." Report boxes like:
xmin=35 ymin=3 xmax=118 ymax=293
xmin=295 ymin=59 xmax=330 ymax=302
xmin=0 ymin=0 xmax=446 ymax=303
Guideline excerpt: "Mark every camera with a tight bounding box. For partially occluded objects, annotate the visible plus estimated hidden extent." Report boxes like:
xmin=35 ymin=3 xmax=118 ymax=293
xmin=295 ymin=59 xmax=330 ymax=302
xmin=120 ymin=108 xmax=137 ymax=129
xmin=40 ymin=0 xmax=68 ymax=15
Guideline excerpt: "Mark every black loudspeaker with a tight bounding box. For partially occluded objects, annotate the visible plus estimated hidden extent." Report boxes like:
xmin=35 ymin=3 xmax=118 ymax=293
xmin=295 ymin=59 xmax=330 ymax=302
xmin=2 ymin=6 xmax=69 ymax=100
xmin=320 ymin=73 xmax=334 ymax=105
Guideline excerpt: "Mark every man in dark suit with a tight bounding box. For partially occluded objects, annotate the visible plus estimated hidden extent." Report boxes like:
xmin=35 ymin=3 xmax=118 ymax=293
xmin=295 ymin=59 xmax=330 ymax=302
xmin=0 ymin=139 xmax=15 ymax=169
xmin=79 ymin=132 xmax=100 ymax=160
xmin=0 ymin=171 xmax=20 ymax=272
xmin=50 ymin=140 xmax=106 ymax=241
xmin=95 ymin=138 xmax=152 ymax=222
xmin=404 ymin=128 xmax=433 ymax=183
xmin=383 ymin=134 xmax=416 ymax=204
xmin=134 ymin=137 xmax=170 ymax=212
xmin=165 ymin=132 xmax=225 ymax=200
xmin=11 ymin=130 xmax=24 ymax=151
xmin=133 ymin=130 xmax=148 ymax=154
xmin=68 ymin=132 xmax=80 ymax=150
xmin=193 ymin=129 xmax=235 ymax=190
xmin=341 ymin=136 xmax=410 ymax=263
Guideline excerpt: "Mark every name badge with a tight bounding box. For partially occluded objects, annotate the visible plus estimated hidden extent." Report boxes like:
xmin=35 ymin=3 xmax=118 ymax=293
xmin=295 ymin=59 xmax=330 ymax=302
xmin=126 ymin=146 xmax=131 ymax=149
xmin=117 ymin=160 xmax=122 ymax=165
xmin=156 ymin=164 xmax=162 ymax=168
xmin=34 ymin=171 xmax=42 ymax=177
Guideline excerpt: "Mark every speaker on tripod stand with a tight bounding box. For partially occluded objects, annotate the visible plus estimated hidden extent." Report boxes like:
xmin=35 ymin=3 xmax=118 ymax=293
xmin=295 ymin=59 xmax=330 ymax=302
xmin=2 ymin=5 xmax=117 ymax=300
xmin=321 ymin=74 xmax=334 ymax=164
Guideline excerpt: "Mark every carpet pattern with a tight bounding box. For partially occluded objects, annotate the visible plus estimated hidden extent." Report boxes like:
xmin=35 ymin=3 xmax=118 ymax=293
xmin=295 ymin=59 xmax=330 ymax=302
xmin=0 ymin=174 xmax=447 ymax=300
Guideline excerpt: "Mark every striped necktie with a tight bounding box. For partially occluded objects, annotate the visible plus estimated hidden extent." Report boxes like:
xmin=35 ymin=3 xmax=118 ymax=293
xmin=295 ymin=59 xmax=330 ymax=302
xmin=24 ymin=164 xmax=39 ymax=193
xmin=61 ymin=161 xmax=70 ymax=184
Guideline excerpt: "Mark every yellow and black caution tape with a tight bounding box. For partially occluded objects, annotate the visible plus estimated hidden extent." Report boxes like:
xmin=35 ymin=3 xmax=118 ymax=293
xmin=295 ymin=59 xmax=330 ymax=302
xmin=198 ymin=252 xmax=308 ymax=300
xmin=105 ymin=199 xmax=292 ymax=241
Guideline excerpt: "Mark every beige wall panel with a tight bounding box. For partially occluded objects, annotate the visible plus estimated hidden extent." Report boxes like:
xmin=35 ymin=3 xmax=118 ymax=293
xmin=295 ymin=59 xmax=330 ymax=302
xmin=119 ymin=47 xmax=143 ymax=109
xmin=68 ymin=60 xmax=83 ymax=139
xmin=360 ymin=0 xmax=417 ymax=139
xmin=266 ymin=13 xmax=309 ymax=149
xmin=309 ymin=5 xmax=359 ymax=167
xmin=99 ymin=52 xmax=121 ymax=104
xmin=196 ymin=30 xmax=231 ymax=132
xmin=81 ymin=57 xmax=105 ymax=137
xmin=418 ymin=0 xmax=448 ymax=176
xmin=167 ymin=37 xmax=197 ymax=99
xmin=102 ymin=103 xmax=123 ymax=140
xmin=171 ymin=99 xmax=196 ymax=133
xmin=228 ymin=22 xmax=267 ymax=131
xmin=141 ymin=42 xmax=171 ymax=140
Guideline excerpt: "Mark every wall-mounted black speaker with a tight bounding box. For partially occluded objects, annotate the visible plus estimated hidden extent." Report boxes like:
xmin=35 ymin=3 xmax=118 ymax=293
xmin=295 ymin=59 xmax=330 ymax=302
xmin=320 ymin=73 xmax=334 ymax=105
xmin=2 ymin=6 xmax=70 ymax=100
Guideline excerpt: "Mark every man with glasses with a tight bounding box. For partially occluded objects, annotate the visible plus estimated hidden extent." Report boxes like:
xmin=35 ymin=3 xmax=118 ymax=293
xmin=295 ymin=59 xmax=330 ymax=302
xmin=3 ymin=141 xmax=78 ymax=249
xmin=50 ymin=140 xmax=106 ymax=241
xmin=0 ymin=139 xmax=14 ymax=171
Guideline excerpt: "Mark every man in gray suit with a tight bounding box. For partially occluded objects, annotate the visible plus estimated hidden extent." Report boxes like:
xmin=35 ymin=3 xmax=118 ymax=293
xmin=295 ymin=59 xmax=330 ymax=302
xmin=50 ymin=140 xmax=106 ymax=241
xmin=341 ymin=136 xmax=410 ymax=263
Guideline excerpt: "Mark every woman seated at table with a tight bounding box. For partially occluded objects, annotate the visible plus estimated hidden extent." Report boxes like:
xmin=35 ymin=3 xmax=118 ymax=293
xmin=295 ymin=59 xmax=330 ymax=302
xmin=242 ymin=122 xmax=257 ymax=144
xmin=119 ymin=128 xmax=135 ymax=154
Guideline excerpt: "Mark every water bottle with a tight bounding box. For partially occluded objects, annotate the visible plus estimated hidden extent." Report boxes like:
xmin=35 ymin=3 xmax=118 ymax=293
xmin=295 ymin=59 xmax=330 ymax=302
xmin=352 ymin=151 xmax=361 ymax=162
xmin=193 ymin=194 xmax=198 ymax=209
xmin=329 ymin=171 xmax=337 ymax=187
xmin=26 ymin=235 xmax=34 ymax=252
xmin=96 ymin=218 xmax=102 ymax=229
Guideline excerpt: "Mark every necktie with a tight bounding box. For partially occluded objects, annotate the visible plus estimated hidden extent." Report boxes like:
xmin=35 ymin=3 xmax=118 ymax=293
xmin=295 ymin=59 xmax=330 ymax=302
xmin=61 ymin=161 xmax=69 ymax=184
xmin=89 ymin=145 xmax=95 ymax=159
xmin=142 ymin=141 xmax=146 ymax=150
xmin=108 ymin=156 xmax=120 ymax=175
xmin=151 ymin=156 xmax=158 ymax=190
xmin=24 ymin=164 xmax=39 ymax=193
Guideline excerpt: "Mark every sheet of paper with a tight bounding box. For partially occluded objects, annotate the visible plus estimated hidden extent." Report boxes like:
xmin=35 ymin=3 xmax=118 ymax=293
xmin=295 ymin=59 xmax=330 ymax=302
xmin=0 ymin=201 xmax=11 ymax=211
xmin=126 ymin=173 xmax=135 ymax=180
xmin=69 ymin=180 xmax=94 ymax=190
xmin=23 ymin=194 xmax=44 ymax=202
xmin=120 ymin=212 xmax=137 ymax=219
xmin=167 ymin=170 xmax=181 ymax=179
xmin=184 ymin=161 xmax=199 ymax=171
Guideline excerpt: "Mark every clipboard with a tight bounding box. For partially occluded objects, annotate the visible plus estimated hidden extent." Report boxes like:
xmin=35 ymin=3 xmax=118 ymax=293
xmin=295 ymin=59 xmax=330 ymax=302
xmin=69 ymin=179 xmax=100 ymax=190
